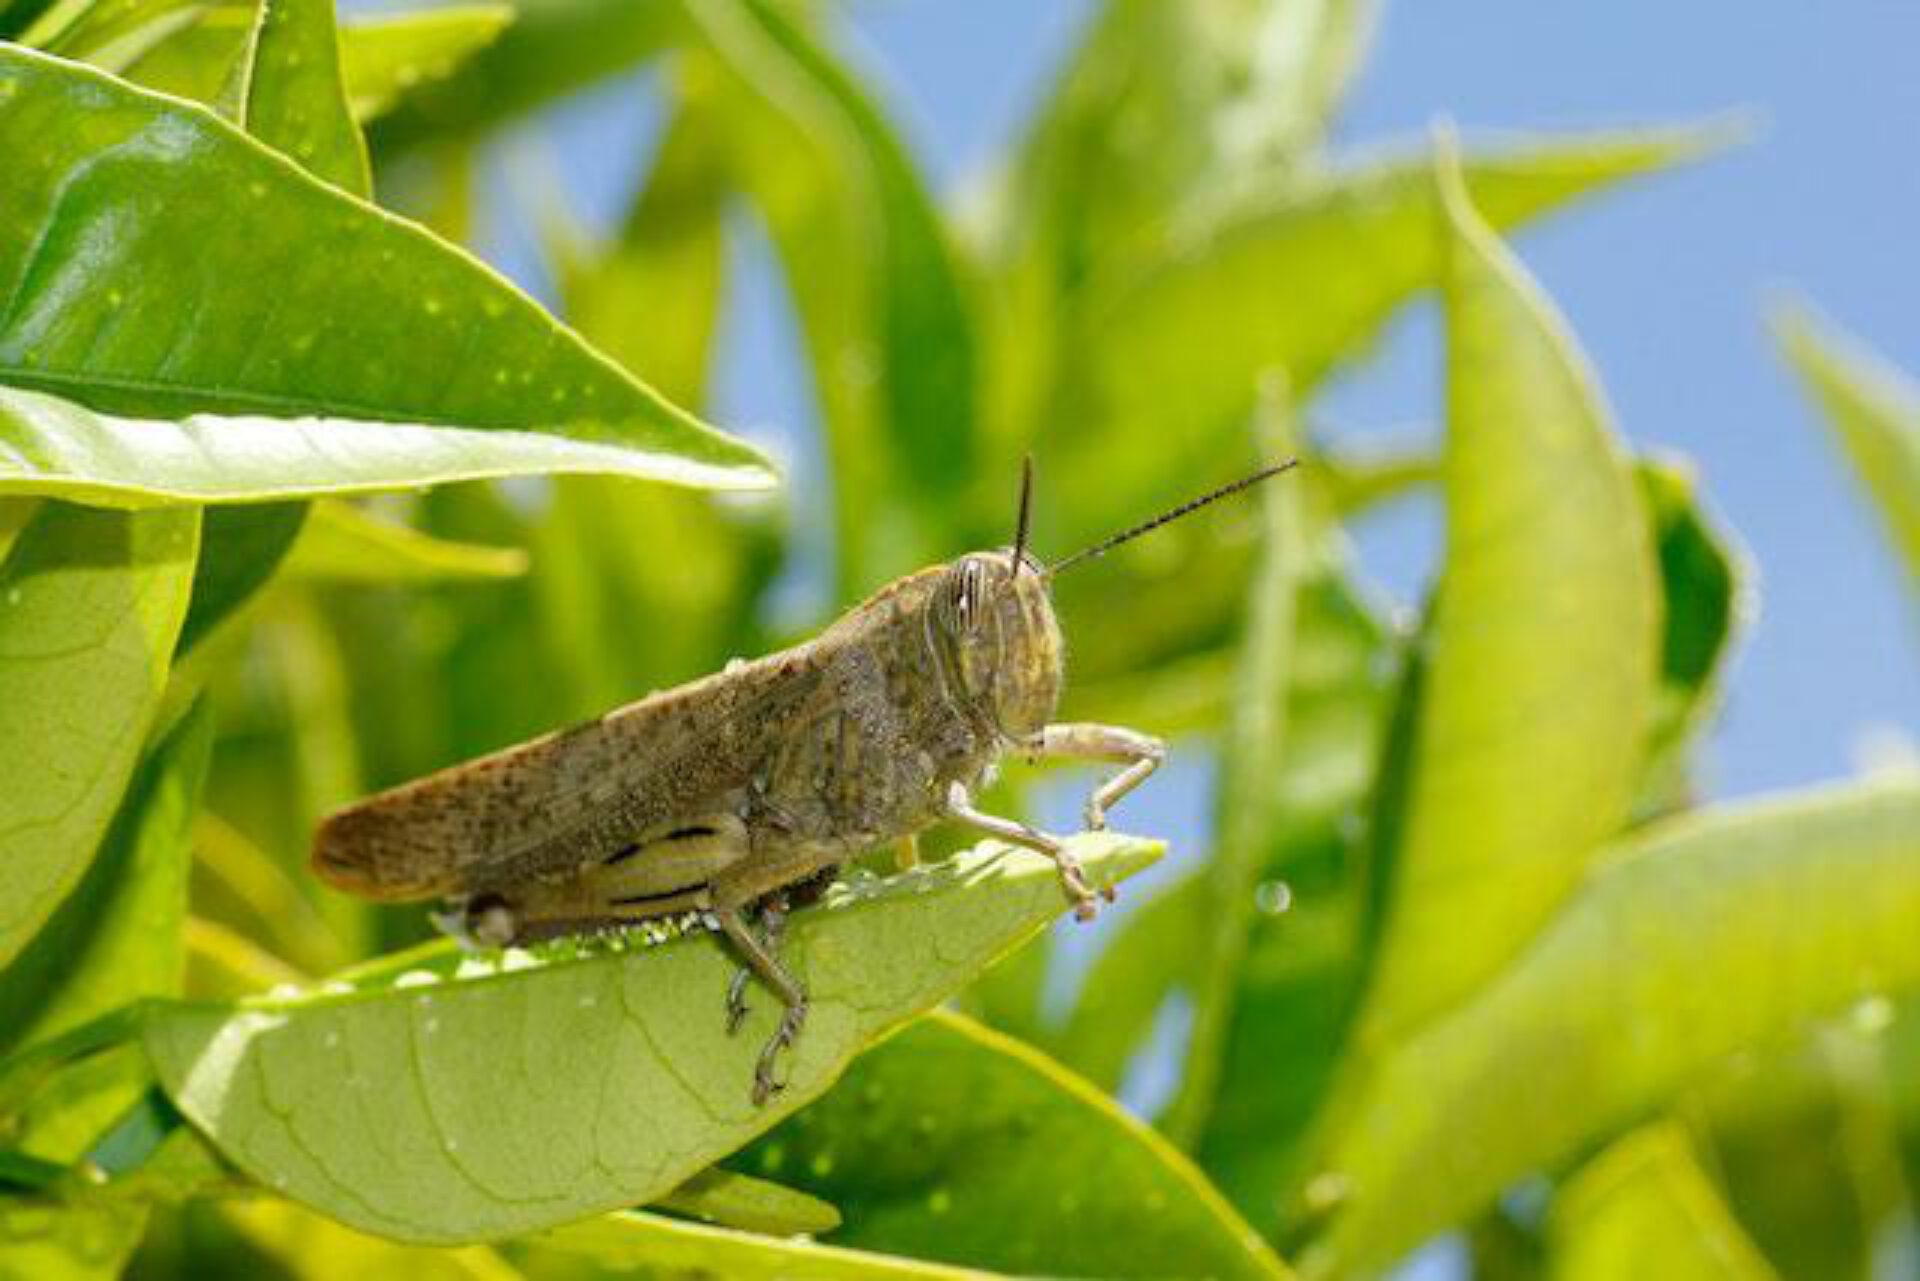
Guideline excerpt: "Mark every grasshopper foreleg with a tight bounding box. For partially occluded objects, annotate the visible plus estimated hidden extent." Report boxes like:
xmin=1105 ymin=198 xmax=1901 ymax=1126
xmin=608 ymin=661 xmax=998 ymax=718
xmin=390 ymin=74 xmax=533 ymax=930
xmin=1024 ymin=722 xmax=1166 ymax=831
xmin=944 ymin=782 xmax=1099 ymax=921
xmin=717 ymin=904 xmax=807 ymax=1105
xmin=724 ymin=894 xmax=789 ymax=1033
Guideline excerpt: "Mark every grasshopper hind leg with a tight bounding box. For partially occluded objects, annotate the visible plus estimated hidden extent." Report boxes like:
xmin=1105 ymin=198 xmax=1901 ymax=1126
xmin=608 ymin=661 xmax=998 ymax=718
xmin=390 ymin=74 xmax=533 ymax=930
xmin=717 ymin=902 xmax=808 ymax=1105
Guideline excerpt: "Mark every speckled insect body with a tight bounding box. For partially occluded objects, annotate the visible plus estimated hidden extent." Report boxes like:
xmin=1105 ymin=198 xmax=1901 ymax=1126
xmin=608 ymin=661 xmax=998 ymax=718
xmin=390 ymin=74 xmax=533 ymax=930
xmin=311 ymin=462 xmax=1292 ymax=1102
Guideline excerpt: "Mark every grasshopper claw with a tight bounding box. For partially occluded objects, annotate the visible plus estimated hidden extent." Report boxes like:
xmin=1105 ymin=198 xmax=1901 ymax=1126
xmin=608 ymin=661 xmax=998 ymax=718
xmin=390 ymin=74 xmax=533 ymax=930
xmin=751 ymin=1001 xmax=808 ymax=1104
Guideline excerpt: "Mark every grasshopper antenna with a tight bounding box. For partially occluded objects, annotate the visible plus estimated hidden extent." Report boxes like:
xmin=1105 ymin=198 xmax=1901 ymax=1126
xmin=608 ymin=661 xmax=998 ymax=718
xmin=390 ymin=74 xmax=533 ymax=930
xmin=1048 ymin=459 xmax=1301 ymax=576
xmin=1012 ymin=454 xmax=1035 ymax=575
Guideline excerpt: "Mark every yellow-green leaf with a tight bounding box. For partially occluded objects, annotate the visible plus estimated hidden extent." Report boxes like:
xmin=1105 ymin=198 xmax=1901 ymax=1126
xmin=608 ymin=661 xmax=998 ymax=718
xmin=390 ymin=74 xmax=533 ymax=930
xmin=1303 ymin=778 xmax=1920 ymax=1275
xmin=531 ymin=1208 xmax=980 ymax=1280
xmin=282 ymin=501 xmax=526 ymax=583
xmin=1354 ymin=138 xmax=1658 ymax=1045
xmin=1773 ymin=299 xmax=1920 ymax=590
xmin=0 ymin=504 xmax=198 ymax=968
xmin=0 ymin=47 xmax=771 ymax=492
xmin=142 ymin=837 xmax=1160 ymax=1243
xmin=1547 ymin=1125 xmax=1776 ymax=1281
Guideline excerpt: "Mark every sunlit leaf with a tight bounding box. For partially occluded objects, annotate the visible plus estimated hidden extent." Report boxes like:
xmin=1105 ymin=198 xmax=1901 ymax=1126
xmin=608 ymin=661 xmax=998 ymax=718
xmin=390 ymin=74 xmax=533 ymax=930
xmin=1773 ymin=299 xmax=1920 ymax=591
xmin=737 ymin=1010 xmax=1289 ymax=1279
xmin=1546 ymin=1125 xmax=1775 ymax=1281
xmin=1303 ymin=778 xmax=1920 ymax=1275
xmin=0 ymin=47 xmax=771 ymax=489
xmin=0 ymin=503 xmax=198 ymax=968
xmin=282 ymin=501 xmax=526 ymax=583
xmin=221 ymin=1197 xmax=521 ymax=1281
xmin=529 ymin=1208 xmax=979 ymax=1280
xmin=1071 ymin=125 xmax=1733 ymax=532
xmin=142 ymin=838 xmax=1159 ymax=1243
xmin=650 ymin=1167 xmax=840 ymax=1238
xmin=1352 ymin=139 xmax=1659 ymax=1046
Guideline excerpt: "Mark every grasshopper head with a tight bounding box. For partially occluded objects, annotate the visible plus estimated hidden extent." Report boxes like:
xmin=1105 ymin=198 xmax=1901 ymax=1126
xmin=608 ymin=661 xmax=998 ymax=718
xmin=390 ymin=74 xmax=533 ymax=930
xmin=933 ymin=549 xmax=1063 ymax=740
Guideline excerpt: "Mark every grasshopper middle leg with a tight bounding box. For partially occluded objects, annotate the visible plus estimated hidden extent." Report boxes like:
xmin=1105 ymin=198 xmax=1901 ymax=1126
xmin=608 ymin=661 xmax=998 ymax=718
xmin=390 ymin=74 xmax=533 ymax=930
xmin=1024 ymin=722 xmax=1166 ymax=831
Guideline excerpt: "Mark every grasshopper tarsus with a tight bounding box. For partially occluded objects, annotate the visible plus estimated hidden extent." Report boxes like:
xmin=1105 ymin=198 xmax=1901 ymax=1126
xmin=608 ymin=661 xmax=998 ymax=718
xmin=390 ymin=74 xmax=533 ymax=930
xmin=725 ymin=967 xmax=752 ymax=1034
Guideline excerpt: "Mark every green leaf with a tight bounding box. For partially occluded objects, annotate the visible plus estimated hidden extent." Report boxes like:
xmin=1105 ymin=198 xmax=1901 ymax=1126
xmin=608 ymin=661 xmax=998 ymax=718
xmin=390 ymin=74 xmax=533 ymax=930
xmin=683 ymin=0 xmax=977 ymax=588
xmin=980 ymin=0 xmax=1378 ymax=460
xmin=1301 ymin=777 xmax=1920 ymax=1275
xmin=0 ymin=703 xmax=212 ymax=1055
xmin=651 ymin=1167 xmax=839 ymax=1237
xmin=118 ymin=7 xmax=514 ymax=125
xmin=1546 ymin=1125 xmax=1775 ymax=1281
xmin=1773 ymin=299 xmax=1920 ymax=590
xmin=1352 ymin=137 xmax=1659 ymax=1047
xmin=141 ymin=837 xmax=1160 ymax=1243
xmin=0 ymin=384 xmax=771 ymax=508
xmin=0 ymin=46 xmax=771 ymax=489
xmin=338 ymin=7 xmax=512 ymax=124
xmin=218 ymin=1196 xmax=522 ymax=1281
xmin=366 ymin=0 xmax=677 ymax=152
xmin=1636 ymin=458 xmax=1745 ymax=812
xmin=736 ymin=1010 xmax=1289 ymax=1280
xmin=175 ymin=504 xmax=307 ymax=654
xmin=1072 ymin=125 xmax=1732 ymax=529
xmin=282 ymin=501 xmax=526 ymax=583
xmin=231 ymin=0 xmax=369 ymax=192
xmin=530 ymin=1208 xmax=980 ymax=1280
xmin=0 ymin=502 xmax=198 ymax=968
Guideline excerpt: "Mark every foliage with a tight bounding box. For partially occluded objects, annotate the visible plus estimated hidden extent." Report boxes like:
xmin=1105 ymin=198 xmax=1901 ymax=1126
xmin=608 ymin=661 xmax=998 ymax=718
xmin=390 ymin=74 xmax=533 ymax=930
xmin=1 ymin=1 xmax=1916 ymax=1277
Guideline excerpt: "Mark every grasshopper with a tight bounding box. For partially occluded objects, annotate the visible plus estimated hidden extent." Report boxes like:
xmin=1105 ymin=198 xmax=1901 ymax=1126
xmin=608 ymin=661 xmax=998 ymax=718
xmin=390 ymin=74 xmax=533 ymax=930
xmin=312 ymin=460 xmax=1296 ymax=1102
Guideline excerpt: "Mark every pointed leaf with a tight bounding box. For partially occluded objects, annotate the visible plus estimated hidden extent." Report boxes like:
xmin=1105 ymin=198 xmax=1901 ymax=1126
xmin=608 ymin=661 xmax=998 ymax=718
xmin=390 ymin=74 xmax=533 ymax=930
xmin=738 ymin=1010 xmax=1289 ymax=1279
xmin=1773 ymin=300 xmax=1920 ymax=589
xmin=141 ymin=837 xmax=1160 ymax=1243
xmin=1354 ymin=140 xmax=1659 ymax=1045
xmin=0 ymin=47 xmax=771 ymax=490
xmin=532 ymin=1208 xmax=981 ymax=1280
xmin=1074 ymin=127 xmax=1731 ymax=525
xmin=1305 ymin=778 xmax=1920 ymax=1275
xmin=281 ymin=500 xmax=526 ymax=582
xmin=1547 ymin=1125 xmax=1775 ymax=1281
xmin=0 ymin=503 xmax=198 ymax=967
xmin=233 ymin=0 xmax=369 ymax=193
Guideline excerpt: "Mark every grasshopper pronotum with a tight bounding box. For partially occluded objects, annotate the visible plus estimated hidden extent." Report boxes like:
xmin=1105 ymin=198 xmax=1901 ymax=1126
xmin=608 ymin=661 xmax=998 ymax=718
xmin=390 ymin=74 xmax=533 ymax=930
xmin=312 ymin=460 xmax=1296 ymax=1101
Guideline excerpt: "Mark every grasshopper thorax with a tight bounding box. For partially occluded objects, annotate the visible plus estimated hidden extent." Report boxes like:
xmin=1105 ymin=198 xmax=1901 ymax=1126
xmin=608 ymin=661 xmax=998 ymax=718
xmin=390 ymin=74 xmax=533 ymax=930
xmin=928 ymin=549 xmax=1063 ymax=742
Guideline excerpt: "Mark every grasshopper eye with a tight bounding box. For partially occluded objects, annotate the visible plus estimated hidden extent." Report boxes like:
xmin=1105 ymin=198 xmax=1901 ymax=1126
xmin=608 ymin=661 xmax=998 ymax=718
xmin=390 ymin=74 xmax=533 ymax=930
xmin=954 ymin=560 xmax=988 ymax=630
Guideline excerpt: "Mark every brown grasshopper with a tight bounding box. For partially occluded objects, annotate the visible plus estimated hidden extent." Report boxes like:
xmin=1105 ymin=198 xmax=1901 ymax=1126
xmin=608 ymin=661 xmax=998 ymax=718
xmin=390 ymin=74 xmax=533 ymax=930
xmin=312 ymin=460 xmax=1297 ymax=1102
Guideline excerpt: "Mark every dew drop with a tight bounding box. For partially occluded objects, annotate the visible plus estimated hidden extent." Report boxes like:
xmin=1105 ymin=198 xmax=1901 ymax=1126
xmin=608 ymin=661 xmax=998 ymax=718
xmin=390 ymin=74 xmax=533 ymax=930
xmin=1304 ymin=1171 xmax=1351 ymax=1211
xmin=395 ymin=970 xmax=438 ymax=989
xmin=322 ymin=1031 xmax=340 ymax=1050
xmin=926 ymin=1188 xmax=952 ymax=1215
xmin=809 ymin=1150 xmax=835 ymax=1178
xmin=424 ymin=297 xmax=444 ymax=317
xmin=578 ymin=992 xmax=597 ymax=1010
xmin=760 ymin=1142 xmax=786 ymax=1174
xmin=1254 ymin=880 xmax=1293 ymax=916
xmin=5 ymin=587 xmax=21 ymax=606
xmin=423 ymin=1016 xmax=441 ymax=1034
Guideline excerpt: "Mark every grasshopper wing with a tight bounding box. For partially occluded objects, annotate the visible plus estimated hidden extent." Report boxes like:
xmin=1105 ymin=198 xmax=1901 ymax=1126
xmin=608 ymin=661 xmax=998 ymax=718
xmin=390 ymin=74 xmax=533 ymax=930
xmin=311 ymin=652 xmax=829 ymax=901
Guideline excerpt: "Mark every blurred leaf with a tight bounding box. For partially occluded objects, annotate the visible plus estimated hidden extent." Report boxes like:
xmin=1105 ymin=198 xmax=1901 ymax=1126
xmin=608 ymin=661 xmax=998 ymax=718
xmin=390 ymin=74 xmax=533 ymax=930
xmin=1774 ymin=300 xmax=1920 ymax=590
xmin=1352 ymin=139 xmax=1658 ymax=1047
xmin=0 ymin=704 xmax=211 ymax=1055
xmin=1159 ymin=406 xmax=1306 ymax=1145
xmin=1701 ymin=1027 xmax=1909 ymax=1281
xmin=684 ymin=0 xmax=977 ymax=588
xmin=980 ymin=0 xmax=1377 ymax=459
xmin=1547 ymin=1124 xmax=1775 ymax=1281
xmin=528 ymin=1208 xmax=979 ymax=1280
xmin=0 ymin=47 xmax=771 ymax=486
xmin=1073 ymin=125 xmax=1732 ymax=529
xmin=142 ymin=838 xmax=1159 ymax=1243
xmin=1317 ymin=439 xmax=1437 ymax=517
xmin=223 ymin=1198 xmax=520 ymax=1280
xmin=339 ymin=7 xmax=512 ymax=123
xmin=16 ymin=0 xmax=213 ymax=65
xmin=1302 ymin=777 xmax=1920 ymax=1276
xmin=367 ymin=0 xmax=677 ymax=153
xmin=1637 ymin=458 xmax=1745 ymax=813
xmin=651 ymin=1167 xmax=839 ymax=1237
xmin=0 ymin=503 xmax=198 ymax=968
xmin=123 ymin=7 xmax=514 ymax=124
xmin=734 ymin=1009 xmax=1288 ymax=1279
xmin=283 ymin=501 xmax=526 ymax=583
